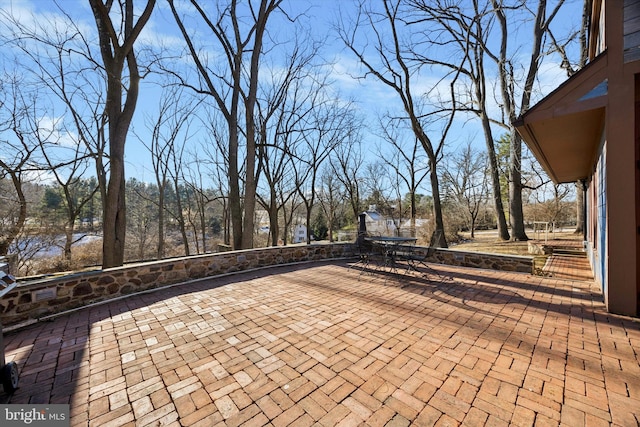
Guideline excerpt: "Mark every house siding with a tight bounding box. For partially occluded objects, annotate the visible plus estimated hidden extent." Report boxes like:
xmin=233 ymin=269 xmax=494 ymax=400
xmin=624 ymin=0 xmax=640 ymax=62
xmin=518 ymin=0 xmax=639 ymax=316
xmin=589 ymin=140 xmax=608 ymax=293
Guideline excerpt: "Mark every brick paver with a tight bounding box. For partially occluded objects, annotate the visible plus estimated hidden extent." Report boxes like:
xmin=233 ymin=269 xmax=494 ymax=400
xmin=1 ymin=258 xmax=639 ymax=426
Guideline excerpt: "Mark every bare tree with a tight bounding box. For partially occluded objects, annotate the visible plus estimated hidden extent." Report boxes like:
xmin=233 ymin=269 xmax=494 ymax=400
xmin=491 ymin=0 xmax=538 ymax=240
xmin=254 ymin=40 xmax=318 ymax=246
xmin=0 ymin=75 xmax=40 ymax=256
xmin=526 ymin=182 xmax=574 ymax=229
xmin=488 ymin=0 xmax=581 ymax=240
xmin=255 ymin=135 xmax=296 ymax=246
xmin=195 ymin=107 xmax=233 ymax=246
xmin=168 ymin=0 xmax=283 ymax=250
xmin=294 ymin=94 xmax=356 ymax=244
xmin=407 ymin=0 xmax=581 ymax=241
xmin=126 ymin=179 xmax=158 ymax=261
xmin=138 ymin=85 xmax=199 ymax=258
xmin=339 ymin=0 xmax=457 ymax=247
xmin=280 ymin=189 xmax=304 ymax=245
xmin=166 ymin=141 xmax=190 ymax=256
xmin=317 ymin=165 xmax=345 ymax=242
xmin=89 ymin=0 xmax=156 ymax=267
xmin=406 ymin=0 xmax=511 ymax=240
xmin=441 ymin=142 xmax=489 ymax=238
xmin=378 ymin=121 xmax=430 ymax=235
xmin=363 ymin=161 xmax=399 ymax=234
xmin=1 ymin=6 xmax=111 ymax=257
xmin=183 ymin=158 xmax=217 ymax=254
xmin=38 ymin=132 xmax=98 ymax=261
xmin=255 ymin=115 xmax=298 ymax=246
xmin=330 ymin=134 xmax=365 ymax=222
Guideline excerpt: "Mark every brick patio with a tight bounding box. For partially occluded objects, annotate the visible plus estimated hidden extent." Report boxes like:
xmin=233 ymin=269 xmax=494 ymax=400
xmin=1 ymin=257 xmax=639 ymax=426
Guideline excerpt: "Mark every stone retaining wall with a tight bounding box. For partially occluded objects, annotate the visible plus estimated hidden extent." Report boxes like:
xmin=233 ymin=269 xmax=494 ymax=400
xmin=0 ymin=243 xmax=532 ymax=327
xmin=426 ymin=247 xmax=533 ymax=273
xmin=0 ymin=244 xmax=350 ymax=327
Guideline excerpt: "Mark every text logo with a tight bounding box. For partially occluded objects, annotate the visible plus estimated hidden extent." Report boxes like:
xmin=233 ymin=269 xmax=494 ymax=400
xmin=1 ymin=405 xmax=69 ymax=426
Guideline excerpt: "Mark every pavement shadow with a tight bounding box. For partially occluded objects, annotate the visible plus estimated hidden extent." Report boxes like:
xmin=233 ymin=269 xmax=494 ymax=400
xmin=0 ymin=258 xmax=634 ymax=415
xmin=0 ymin=263 xmax=309 ymax=404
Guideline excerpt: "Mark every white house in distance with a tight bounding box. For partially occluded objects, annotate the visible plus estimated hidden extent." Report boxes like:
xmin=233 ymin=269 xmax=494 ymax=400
xmin=363 ymin=205 xmax=398 ymax=236
xmin=362 ymin=206 xmax=429 ymax=237
xmin=291 ymin=224 xmax=307 ymax=244
xmin=400 ymin=218 xmax=430 ymax=235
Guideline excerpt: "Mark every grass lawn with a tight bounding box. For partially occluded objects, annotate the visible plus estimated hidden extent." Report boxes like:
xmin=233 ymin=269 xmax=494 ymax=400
xmin=450 ymin=228 xmax=583 ymax=255
xmin=450 ymin=228 xmax=584 ymax=274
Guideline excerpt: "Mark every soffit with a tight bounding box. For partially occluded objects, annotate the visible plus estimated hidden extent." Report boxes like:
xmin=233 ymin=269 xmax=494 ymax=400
xmin=514 ymin=52 xmax=608 ymax=184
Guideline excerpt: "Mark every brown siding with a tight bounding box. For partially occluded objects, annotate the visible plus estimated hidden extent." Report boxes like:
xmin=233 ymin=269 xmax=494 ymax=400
xmin=636 ymin=75 xmax=640 ymax=315
xmin=624 ymin=0 xmax=640 ymax=61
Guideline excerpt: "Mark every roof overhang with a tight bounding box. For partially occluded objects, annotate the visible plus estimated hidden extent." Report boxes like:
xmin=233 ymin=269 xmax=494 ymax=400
xmin=514 ymin=52 xmax=608 ymax=184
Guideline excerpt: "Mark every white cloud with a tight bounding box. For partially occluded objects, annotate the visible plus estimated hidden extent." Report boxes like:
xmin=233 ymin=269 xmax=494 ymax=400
xmin=37 ymin=115 xmax=79 ymax=148
xmin=1 ymin=0 xmax=93 ymax=38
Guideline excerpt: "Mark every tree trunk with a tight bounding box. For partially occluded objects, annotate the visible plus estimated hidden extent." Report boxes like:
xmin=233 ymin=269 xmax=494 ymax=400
xmin=328 ymin=209 xmax=334 ymax=243
xmin=100 ymin=88 xmax=127 ymax=267
xmin=269 ymin=195 xmax=280 ymax=246
xmin=428 ymin=159 xmax=447 ymax=247
xmin=223 ymin=198 xmax=231 ymax=246
xmin=90 ymin=0 xmax=155 ymax=268
xmin=490 ymin=0 xmax=536 ymax=242
xmin=174 ymin=181 xmax=190 ymax=256
xmin=157 ymin=181 xmax=165 ymax=259
xmin=199 ymin=198 xmax=207 ymax=253
xmin=0 ymin=172 xmax=27 ymax=256
xmin=480 ymin=115 xmax=510 ymax=240
xmin=470 ymin=216 xmax=476 ymax=239
xmin=228 ymin=93 xmax=242 ymax=250
xmin=103 ymin=152 xmax=127 ymax=267
xmin=63 ymin=222 xmax=74 ymax=261
xmin=242 ymin=118 xmax=257 ymax=249
xmin=241 ymin=0 xmax=276 ymax=250
xmin=306 ymin=205 xmax=313 ymax=244
xmin=509 ymin=132 xmax=529 ymax=240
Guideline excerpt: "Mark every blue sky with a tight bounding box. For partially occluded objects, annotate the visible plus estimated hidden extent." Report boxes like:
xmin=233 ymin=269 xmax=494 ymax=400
xmin=0 ymin=0 xmax=585 ymax=192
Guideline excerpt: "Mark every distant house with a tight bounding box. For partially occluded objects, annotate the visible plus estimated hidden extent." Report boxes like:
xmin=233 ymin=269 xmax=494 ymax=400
xmin=291 ymin=224 xmax=308 ymax=244
xmin=362 ymin=206 xmax=398 ymax=236
xmin=514 ymin=0 xmax=639 ymax=316
xmin=400 ymin=218 xmax=430 ymax=230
